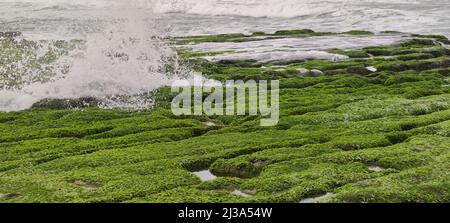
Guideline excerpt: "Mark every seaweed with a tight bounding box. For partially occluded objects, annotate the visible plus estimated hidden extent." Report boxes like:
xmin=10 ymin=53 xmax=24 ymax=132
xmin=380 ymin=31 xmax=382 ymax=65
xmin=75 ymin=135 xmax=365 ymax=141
xmin=1 ymin=29 xmax=449 ymax=203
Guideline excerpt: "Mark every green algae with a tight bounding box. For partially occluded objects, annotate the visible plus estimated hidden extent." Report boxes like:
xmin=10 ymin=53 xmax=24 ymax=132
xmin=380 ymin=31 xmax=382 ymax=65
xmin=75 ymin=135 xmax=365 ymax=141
xmin=0 ymin=30 xmax=450 ymax=203
xmin=341 ymin=30 xmax=375 ymax=35
xmin=175 ymin=29 xmax=387 ymax=46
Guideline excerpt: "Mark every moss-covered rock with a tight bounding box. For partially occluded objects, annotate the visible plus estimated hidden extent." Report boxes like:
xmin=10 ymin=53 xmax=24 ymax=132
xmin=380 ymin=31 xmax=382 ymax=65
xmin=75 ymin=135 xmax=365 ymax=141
xmin=31 ymin=97 xmax=101 ymax=109
xmin=210 ymin=159 xmax=261 ymax=178
xmin=1 ymin=29 xmax=449 ymax=203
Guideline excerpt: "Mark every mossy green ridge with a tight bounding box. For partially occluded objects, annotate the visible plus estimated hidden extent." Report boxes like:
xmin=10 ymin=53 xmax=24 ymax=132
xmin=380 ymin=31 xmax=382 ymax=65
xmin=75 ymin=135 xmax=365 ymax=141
xmin=1 ymin=30 xmax=450 ymax=203
xmin=174 ymin=29 xmax=379 ymax=45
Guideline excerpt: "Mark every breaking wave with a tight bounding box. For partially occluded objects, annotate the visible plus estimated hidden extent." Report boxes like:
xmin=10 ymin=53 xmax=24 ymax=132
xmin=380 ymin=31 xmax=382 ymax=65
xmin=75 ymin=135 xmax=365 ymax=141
xmin=0 ymin=0 xmax=443 ymax=19
xmin=0 ymin=2 xmax=192 ymax=111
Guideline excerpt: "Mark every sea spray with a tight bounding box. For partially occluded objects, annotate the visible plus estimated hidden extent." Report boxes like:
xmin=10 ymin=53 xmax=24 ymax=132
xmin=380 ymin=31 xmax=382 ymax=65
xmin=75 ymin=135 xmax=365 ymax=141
xmin=0 ymin=1 xmax=192 ymax=112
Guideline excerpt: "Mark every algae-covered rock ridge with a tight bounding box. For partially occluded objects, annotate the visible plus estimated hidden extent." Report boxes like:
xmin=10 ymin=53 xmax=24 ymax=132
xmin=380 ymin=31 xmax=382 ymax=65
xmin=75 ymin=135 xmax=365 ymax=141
xmin=0 ymin=29 xmax=449 ymax=203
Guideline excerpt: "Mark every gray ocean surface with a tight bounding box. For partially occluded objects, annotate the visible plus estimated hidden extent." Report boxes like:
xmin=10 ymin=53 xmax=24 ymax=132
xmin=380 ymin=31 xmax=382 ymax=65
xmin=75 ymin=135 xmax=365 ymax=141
xmin=0 ymin=0 xmax=449 ymax=38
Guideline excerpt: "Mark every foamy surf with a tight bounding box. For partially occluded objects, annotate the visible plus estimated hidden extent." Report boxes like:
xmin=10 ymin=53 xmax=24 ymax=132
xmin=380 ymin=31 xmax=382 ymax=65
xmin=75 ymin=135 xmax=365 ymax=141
xmin=188 ymin=35 xmax=404 ymax=63
xmin=1 ymin=0 xmax=449 ymax=37
xmin=0 ymin=3 xmax=193 ymax=112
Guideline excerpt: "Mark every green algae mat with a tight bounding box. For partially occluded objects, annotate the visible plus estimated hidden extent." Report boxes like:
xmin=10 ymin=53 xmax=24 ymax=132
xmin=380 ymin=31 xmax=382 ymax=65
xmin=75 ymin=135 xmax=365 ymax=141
xmin=0 ymin=30 xmax=449 ymax=203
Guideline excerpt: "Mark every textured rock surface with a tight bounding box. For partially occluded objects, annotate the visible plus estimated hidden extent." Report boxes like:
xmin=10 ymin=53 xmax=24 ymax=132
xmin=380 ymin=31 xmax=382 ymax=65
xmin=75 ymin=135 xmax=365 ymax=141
xmin=1 ymin=30 xmax=449 ymax=203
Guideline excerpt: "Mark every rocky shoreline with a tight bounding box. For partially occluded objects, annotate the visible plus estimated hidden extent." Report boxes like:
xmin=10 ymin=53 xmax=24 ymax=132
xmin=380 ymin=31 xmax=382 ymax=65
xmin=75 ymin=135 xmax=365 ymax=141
xmin=0 ymin=29 xmax=449 ymax=203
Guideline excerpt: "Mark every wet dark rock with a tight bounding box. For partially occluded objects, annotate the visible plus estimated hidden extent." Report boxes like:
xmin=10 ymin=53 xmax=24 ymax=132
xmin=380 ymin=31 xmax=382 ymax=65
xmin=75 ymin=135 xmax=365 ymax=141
xmin=347 ymin=66 xmax=373 ymax=75
xmin=0 ymin=31 xmax=22 ymax=38
xmin=210 ymin=159 xmax=261 ymax=179
xmin=0 ymin=193 xmax=22 ymax=200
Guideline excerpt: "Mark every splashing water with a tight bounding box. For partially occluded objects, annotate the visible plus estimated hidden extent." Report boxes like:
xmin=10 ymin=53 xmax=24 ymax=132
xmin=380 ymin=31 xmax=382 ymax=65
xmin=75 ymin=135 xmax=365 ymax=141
xmin=0 ymin=2 xmax=192 ymax=112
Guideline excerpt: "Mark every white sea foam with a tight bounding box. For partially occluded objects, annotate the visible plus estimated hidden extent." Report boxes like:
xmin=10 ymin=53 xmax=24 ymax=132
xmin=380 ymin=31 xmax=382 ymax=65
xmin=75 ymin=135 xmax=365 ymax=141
xmin=189 ymin=35 xmax=403 ymax=63
xmin=0 ymin=2 xmax=193 ymax=111
xmin=202 ymin=51 xmax=349 ymax=64
xmin=188 ymin=35 xmax=405 ymax=53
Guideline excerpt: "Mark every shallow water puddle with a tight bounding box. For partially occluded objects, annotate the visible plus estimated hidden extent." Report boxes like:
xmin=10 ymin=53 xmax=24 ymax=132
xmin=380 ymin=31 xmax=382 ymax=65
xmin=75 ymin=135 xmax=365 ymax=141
xmin=366 ymin=66 xmax=377 ymax=72
xmin=201 ymin=121 xmax=218 ymax=126
xmin=193 ymin=170 xmax=217 ymax=182
xmin=187 ymin=34 xmax=404 ymax=63
xmin=299 ymin=193 xmax=334 ymax=203
xmin=368 ymin=166 xmax=384 ymax=172
xmin=232 ymin=190 xmax=253 ymax=198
